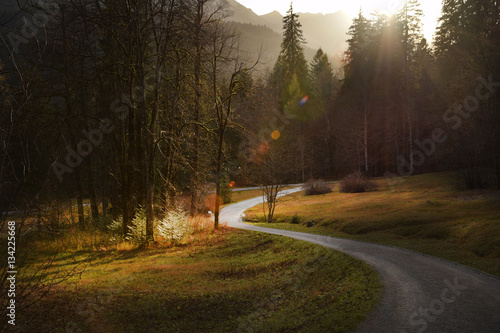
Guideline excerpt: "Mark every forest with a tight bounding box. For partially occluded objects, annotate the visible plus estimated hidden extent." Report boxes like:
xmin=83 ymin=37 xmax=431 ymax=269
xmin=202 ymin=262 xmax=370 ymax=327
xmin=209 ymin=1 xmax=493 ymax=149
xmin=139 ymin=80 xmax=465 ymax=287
xmin=1 ymin=0 xmax=499 ymax=241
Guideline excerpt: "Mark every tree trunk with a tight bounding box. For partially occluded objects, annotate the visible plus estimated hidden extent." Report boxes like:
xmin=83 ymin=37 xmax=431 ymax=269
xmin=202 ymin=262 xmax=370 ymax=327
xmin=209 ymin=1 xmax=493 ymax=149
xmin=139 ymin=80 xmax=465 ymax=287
xmin=496 ymin=156 xmax=500 ymax=189
xmin=145 ymin=61 xmax=161 ymax=242
xmin=268 ymin=186 xmax=278 ymax=223
xmin=75 ymin=168 xmax=85 ymax=229
xmin=262 ymin=189 xmax=267 ymax=223
xmin=101 ymin=189 xmax=107 ymax=219
xmin=121 ymin=150 xmax=130 ymax=236
xmin=214 ymin=131 xmax=224 ymax=230
xmin=87 ymin=156 xmax=99 ymax=222
xmin=494 ymin=127 xmax=500 ymax=189
xmin=364 ymin=103 xmax=369 ymax=173
xmin=190 ymin=1 xmax=204 ymax=216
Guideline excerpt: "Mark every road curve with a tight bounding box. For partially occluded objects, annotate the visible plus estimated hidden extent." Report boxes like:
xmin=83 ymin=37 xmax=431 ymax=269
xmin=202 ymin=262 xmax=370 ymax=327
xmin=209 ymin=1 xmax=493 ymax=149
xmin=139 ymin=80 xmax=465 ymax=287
xmin=220 ymin=189 xmax=500 ymax=332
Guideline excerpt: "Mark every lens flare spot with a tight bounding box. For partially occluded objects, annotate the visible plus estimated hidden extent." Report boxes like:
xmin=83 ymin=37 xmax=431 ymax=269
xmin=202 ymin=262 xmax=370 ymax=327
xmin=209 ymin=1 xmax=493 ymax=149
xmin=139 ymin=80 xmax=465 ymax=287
xmin=205 ymin=193 xmax=223 ymax=212
xmin=257 ymin=141 xmax=270 ymax=155
xmin=299 ymin=95 xmax=309 ymax=106
xmin=271 ymin=130 xmax=281 ymax=140
xmin=252 ymin=141 xmax=270 ymax=164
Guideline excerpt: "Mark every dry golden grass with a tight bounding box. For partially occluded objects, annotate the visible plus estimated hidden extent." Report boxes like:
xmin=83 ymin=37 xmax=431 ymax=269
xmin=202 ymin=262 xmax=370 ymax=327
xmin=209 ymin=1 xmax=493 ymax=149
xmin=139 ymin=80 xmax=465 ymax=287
xmin=246 ymin=172 xmax=500 ymax=276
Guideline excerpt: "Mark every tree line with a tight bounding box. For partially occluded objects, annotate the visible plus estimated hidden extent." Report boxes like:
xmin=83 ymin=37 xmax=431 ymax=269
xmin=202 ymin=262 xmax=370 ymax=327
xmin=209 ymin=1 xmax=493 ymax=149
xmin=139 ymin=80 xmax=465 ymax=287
xmin=1 ymin=0 xmax=254 ymax=238
xmin=257 ymin=0 xmax=499 ymax=190
xmin=1 ymin=0 xmax=499 ymax=239
xmin=336 ymin=0 xmax=499 ymax=190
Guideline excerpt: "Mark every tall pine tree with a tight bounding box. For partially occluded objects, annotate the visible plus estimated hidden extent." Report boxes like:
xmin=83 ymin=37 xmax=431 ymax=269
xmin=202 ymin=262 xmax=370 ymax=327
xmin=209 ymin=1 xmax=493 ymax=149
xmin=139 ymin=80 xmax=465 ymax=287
xmin=280 ymin=3 xmax=308 ymax=81
xmin=272 ymin=3 xmax=310 ymax=116
xmin=435 ymin=0 xmax=500 ymax=188
xmin=343 ymin=9 xmax=374 ymax=172
xmin=396 ymin=0 xmax=425 ymax=172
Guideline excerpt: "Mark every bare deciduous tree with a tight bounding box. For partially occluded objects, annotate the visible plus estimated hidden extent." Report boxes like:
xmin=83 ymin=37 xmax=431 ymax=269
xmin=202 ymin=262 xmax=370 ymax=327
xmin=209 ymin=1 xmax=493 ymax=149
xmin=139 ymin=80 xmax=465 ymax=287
xmin=244 ymin=141 xmax=293 ymax=223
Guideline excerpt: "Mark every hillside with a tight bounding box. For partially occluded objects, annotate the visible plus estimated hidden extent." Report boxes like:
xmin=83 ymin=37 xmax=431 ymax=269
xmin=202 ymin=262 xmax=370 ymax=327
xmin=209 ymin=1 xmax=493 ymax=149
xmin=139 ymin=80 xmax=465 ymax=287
xmin=226 ymin=22 xmax=317 ymax=71
xmin=225 ymin=0 xmax=351 ymax=68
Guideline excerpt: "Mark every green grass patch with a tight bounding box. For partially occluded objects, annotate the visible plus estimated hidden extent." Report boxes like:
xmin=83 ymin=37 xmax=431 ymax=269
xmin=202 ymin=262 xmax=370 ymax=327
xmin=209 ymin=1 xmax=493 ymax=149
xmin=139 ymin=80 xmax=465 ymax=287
xmin=12 ymin=228 xmax=381 ymax=332
xmin=245 ymin=172 xmax=500 ymax=277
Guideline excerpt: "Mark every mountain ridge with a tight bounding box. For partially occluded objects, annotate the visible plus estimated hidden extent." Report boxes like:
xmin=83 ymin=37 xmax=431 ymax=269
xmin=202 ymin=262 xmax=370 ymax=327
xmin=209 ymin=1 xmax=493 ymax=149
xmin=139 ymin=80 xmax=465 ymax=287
xmin=225 ymin=0 xmax=352 ymax=59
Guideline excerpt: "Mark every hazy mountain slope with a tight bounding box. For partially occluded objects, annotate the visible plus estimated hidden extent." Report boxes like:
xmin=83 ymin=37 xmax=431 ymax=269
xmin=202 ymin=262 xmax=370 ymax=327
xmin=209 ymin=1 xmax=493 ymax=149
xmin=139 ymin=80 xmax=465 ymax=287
xmin=224 ymin=0 xmax=262 ymax=24
xmin=226 ymin=22 xmax=282 ymax=70
xmin=225 ymin=0 xmax=352 ymax=58
xmin=227 ymin=21 xmax=318 ymax=72
xmin=260 ymin=10 xmax=284 ymax=33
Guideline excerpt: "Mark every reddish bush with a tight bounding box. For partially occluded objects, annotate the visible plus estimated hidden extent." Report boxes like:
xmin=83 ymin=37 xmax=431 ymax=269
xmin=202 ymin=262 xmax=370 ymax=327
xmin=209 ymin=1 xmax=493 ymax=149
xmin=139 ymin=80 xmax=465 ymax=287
xmin=303 ymin=179 xmax=332 ymax=196
xmin=339 ymin=171 xmax=378 ymax=193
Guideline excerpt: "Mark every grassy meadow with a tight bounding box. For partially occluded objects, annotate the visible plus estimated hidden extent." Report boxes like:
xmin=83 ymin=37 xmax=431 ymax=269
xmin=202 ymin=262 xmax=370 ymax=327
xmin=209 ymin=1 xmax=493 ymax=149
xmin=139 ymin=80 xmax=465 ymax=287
xmin=245 ymin=173 xmax=500 ymax=277
xmin=4 ymin=218 xmax=380 ymax=332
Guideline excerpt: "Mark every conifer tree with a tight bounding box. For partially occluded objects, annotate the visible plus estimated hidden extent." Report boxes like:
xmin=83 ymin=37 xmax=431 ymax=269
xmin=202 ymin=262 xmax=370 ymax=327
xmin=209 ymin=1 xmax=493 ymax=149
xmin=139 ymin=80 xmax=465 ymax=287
xmin=343 ymin=9 xmax=374 ymax=172
xmin=280 ymin=3 xmax=308 ymax=81
xmin=434 ymin=0 xmax=500 ymax=188
xmin=397 ymin=0 xmax=425 ymax=171
xmin=272 ymin=3 xmax=310 ymax=112
xmin=311 ymin=48 xmax=336 ymax=177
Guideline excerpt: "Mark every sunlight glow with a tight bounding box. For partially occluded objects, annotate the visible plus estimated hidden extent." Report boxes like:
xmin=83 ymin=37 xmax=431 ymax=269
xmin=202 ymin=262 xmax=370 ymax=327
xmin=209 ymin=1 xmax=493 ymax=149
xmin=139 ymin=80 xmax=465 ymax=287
xmin=235 ymin=0 xmax=442 ymax=42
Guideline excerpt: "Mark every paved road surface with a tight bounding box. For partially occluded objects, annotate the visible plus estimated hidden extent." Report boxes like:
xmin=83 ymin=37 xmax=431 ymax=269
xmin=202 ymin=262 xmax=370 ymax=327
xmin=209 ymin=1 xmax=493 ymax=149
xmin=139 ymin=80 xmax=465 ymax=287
xmin=220 ymin=188 xmax=500 ymax=332
xmin=230 ymin=184 xmax=304 ymax=192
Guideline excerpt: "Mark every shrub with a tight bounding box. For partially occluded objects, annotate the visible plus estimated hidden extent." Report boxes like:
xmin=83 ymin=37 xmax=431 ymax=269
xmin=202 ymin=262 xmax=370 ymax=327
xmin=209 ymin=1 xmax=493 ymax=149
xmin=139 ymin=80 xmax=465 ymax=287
xmin=125 ymin=208 xmax=149 ymax=243
xmin=156 ymin=208 xmax=190 ymax=243
xmin=108 ymin=208 xmax=154 ymax=244
xmin=303 ymin=179 xmax=332 ymax=196
xmin=108 ymin=217 xmax=124 ymax=234
xmin=107 ymin=207 xmax=200 ymax=245
xmin=290 ymin=214 xmax=301 ymax=224
xmin=340 ymin=171 xmax=378 ymax=193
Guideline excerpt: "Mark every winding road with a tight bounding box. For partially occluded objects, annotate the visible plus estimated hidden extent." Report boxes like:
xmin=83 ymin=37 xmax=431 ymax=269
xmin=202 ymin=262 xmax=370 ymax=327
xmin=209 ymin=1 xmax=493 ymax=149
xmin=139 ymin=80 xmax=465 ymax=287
xmin=220 ymin=188 xmax=500 ymax=332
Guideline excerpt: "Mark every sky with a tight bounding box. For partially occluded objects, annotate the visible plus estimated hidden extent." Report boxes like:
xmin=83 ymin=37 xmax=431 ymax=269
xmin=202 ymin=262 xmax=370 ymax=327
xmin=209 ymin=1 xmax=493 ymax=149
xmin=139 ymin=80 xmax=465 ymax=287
xmin=235 ymin=0 xmax=442 ymax=42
